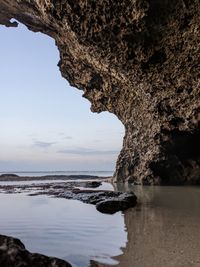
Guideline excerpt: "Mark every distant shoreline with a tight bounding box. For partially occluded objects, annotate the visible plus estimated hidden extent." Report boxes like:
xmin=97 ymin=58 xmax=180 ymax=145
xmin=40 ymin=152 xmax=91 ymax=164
xmin=0 ymin=173 xmax=112 ymax=182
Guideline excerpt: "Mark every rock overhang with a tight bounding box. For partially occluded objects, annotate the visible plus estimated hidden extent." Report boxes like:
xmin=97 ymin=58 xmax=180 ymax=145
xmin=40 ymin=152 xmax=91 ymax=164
xmin=0 ymin=0 xmax=199 ymax=184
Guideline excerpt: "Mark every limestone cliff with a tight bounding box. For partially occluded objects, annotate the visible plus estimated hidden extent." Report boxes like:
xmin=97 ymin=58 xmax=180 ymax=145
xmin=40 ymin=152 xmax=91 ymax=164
xmin=0 ymin=0 xmax=199 ymax=184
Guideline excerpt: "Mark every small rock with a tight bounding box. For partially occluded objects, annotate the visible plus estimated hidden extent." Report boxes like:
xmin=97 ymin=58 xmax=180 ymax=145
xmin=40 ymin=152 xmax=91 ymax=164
xmin=96 ymin=192 xmax=137 ymax=214
xmin=0 ymin=173 xmax=19 ymax=178
xmin=85 ymin=181 xmax=102 ymax=188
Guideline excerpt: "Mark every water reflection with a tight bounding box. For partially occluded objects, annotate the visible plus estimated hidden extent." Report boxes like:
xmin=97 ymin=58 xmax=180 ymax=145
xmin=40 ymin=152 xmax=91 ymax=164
xmin=0 ymin=193 xmax=126 ymax=267
xmin=1 ymin=183 xmax=200 ymax=267
xmin=92 ymin=185 xmax=200 ymax=267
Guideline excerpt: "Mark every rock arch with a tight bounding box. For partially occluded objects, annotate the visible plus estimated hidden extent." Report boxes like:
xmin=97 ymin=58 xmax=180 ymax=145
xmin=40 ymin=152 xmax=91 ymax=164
xmin=0 ymin=0 xmax=199 ymax=184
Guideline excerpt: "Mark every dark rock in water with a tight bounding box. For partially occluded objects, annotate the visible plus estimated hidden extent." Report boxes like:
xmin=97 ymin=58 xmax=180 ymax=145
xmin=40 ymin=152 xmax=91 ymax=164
xmin=0 ymin=181 xmax=137 ymax=214
xmin=85 ymin=181 xmax=102 ymax=188
xmin=0 ymin=235 xmax=72 ymax=267
xmin=96 ymin=200 xmax=130 ymax=214
xmin=0 ymin=173 xmax=19 ymax=178
xmin=60 ymin=189 xmax=137 ymax=214
xmin=96 ymin=193 xmax=137 ymax=214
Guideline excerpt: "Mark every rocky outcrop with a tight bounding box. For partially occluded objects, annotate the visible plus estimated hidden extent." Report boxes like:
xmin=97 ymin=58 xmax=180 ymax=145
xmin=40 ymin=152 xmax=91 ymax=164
xmin=0 ymin=181 xmax=137 ymax=214
xmin=0 ymin=174 xmax=100 ymax=181
xmin=0 ymin=0 xmax=199 ymax=184
xmin=70 ymin=189 xmax=137 ymax=214
xmin=96 ymin=192 xmax=137 ymax=214
xmin=0 ymin=234 xmax=72 ymax=267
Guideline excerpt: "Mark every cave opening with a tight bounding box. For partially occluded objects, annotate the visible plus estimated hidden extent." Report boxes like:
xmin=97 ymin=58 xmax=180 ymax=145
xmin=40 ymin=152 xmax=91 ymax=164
xmin=150 ymin=129 xmax=200 ymax=185
xmin=0 ymin=22 xmax=124 ymax=174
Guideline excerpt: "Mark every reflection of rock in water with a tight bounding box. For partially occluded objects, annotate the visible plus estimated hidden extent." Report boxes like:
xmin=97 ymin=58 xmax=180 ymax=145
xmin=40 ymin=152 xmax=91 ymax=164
xmin=91 ymin=186 xmax=200 ymax=267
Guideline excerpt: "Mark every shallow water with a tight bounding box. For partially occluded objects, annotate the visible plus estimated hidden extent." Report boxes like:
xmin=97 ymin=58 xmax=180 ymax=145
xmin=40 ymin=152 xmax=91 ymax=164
xmin=110 ymin=185 xmax=200 ymax=267
xmin=0 ymin=186 xmax=126 ymax=267
xmin=0 ymin=183 xmax=200 ymax=267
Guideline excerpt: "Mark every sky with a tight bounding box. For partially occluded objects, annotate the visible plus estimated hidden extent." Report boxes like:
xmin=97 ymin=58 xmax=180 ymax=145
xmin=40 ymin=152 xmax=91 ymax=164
xmin=0 ymin=22 xmax=124 ymax=172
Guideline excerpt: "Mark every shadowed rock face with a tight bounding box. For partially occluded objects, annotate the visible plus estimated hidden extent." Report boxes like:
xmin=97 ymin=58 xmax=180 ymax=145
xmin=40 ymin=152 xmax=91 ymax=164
xmin=0 ymin=0 xmax=199 ymax=184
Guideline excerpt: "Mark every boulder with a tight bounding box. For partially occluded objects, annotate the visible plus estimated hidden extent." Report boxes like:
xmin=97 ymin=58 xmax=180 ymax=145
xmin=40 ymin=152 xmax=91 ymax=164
xmin=0 ymin=235 xmax=72 ymax=267
xmin=96 ymin=193 xmax=137 ymax=214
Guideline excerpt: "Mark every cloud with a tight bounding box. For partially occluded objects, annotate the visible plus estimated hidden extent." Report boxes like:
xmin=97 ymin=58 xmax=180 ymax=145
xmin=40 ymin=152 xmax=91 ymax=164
xmin=58 ymin=147 xmax=118 ymax=155
xmin=32 ymin=141 xmax=56 ymax=149
xmin=93 ymin=139 xmax=101 ymax=142
xmin=62 ymin=136 xmax=73 ymax=140
xmin=57 ymin=132 xmax=73 ymax=140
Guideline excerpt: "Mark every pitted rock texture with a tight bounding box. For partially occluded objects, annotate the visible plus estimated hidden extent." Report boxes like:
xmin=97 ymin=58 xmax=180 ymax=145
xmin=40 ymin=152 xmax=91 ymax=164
xmin=0 ymin=234 xmax=72 ymax=267
xmin=0 ymin=0 xmax=199 ymax=184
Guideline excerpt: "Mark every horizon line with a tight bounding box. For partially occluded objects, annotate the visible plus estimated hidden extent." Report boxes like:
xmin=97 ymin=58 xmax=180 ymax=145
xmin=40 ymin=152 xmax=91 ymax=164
xmin=0 ymin=170 xmax=114 ymax=173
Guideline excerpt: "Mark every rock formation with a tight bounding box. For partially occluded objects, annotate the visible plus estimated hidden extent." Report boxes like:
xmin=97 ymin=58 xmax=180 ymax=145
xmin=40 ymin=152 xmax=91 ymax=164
xmin=0 ymin=179 xmax=137 ymax=214
xmin=0 ymin=0 xmax=199 ymax=184
xmin=0 ymin=234 xmax=72 ymax=267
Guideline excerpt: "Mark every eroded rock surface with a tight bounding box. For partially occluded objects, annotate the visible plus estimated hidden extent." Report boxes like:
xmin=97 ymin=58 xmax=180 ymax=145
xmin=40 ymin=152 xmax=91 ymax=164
xmin=0 ymin=0 xmax=199 ymax=184
xmin=0 ymin=234 xmax=72 ymax=267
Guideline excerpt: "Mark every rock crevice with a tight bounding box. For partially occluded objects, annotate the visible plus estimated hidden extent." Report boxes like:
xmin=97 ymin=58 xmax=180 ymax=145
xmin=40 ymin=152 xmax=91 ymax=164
xmin=0 ymin=0 xmax=199 ymax=184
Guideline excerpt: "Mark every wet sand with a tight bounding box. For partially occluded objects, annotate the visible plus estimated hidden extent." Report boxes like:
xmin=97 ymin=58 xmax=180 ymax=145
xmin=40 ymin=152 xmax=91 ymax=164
xmin=92 ymin=185 xmax=200 ymax=267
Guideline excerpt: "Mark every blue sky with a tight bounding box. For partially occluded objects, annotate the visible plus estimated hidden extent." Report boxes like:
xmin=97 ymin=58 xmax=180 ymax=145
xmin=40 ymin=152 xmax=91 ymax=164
xmin=0 ymin=23 xmax=124 ymax=172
